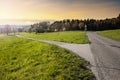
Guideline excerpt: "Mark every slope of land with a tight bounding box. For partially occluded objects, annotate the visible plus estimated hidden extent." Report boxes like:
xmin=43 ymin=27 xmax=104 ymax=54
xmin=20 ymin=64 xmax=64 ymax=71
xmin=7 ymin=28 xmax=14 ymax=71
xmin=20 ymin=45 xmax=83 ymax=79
xmin=0 ymin=35 xmax=95 ymax=80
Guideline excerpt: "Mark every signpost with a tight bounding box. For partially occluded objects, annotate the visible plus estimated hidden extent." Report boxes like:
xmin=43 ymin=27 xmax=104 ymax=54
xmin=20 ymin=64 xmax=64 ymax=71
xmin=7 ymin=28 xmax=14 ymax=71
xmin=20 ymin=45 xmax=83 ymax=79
xmin=85 ymin=24 xmax=87 ymax=32
xmin=84 ymin=24 xmax=87 ymax=43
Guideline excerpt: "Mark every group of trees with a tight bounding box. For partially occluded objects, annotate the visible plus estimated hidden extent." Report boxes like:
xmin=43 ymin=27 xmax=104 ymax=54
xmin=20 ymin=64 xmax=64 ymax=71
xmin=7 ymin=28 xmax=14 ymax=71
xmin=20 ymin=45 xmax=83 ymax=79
xmin=0 ymin=25 xmax=12 ymax=35
xmin=26 ymin=22 xmax=50 ymax=33
xmin=27 ymin=14 xmax=120 ymax=33
xmin=0 ymin=25 xmax=24 ymax=35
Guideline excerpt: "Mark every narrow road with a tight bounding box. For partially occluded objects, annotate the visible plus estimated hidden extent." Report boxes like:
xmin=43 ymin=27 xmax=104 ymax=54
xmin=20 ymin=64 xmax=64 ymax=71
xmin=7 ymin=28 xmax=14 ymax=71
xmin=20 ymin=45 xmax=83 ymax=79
xmin=16 ymin=35 xmax=95 ymax=65
xmin=16 ymin=35 xmax=97 ymax=79
xmin=87 ymin=32 xmax=120 ymax=80
xmin=17 ymin=33 xmax=120 ymax=80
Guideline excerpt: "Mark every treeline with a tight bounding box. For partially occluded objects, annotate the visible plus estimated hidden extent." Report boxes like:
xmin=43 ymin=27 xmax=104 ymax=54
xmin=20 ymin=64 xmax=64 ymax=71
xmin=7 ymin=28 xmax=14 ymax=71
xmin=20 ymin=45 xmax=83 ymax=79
xmin=26 ymin=14 xmax=120 ymax=33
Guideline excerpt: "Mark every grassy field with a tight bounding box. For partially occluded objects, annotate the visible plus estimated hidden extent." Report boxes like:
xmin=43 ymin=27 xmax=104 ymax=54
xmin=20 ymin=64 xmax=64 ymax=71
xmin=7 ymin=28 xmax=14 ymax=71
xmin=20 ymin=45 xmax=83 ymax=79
xmin=20 ymin=31 xmax=90 ymax=44
xmin=99 ymin=29 xmax=120 ymax=41
xmin=0 ymin=35 xmax=95 ymax=80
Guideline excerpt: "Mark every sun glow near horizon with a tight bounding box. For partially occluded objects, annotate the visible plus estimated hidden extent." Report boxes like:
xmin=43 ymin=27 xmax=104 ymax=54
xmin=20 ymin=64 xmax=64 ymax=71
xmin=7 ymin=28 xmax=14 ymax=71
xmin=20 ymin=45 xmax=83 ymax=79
xmin=0 ymin=0 xmax=120 ymax=24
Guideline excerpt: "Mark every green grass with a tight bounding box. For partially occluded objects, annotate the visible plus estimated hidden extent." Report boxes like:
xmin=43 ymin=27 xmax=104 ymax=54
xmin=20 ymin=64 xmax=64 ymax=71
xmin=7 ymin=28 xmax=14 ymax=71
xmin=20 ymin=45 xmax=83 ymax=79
xmin=0 ymin=35 xmax=95 ymax=80
xmin=20 ymin=31 xmax=90 ymax=44
xmin=99 ymin=29 xmax=120 ymax=41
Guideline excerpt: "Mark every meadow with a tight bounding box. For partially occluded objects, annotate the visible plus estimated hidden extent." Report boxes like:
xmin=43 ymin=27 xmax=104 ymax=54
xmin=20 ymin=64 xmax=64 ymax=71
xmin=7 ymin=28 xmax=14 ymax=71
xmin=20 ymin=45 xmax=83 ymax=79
xmin=0 ymin=35 xmax=95 ymax=80
xmin=99 ymin=29 xmax=120 ymax=41
xmin=20 ymin=31 xmax=90 ymax=44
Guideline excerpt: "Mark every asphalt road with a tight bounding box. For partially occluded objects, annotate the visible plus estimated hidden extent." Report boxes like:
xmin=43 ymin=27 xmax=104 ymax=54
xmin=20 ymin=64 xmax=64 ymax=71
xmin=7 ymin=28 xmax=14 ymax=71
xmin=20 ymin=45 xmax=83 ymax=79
xmin=87 ymin=32 xmax=120 ymax=80
xmin=16 ymin=35 xmax=97 ymax=79
xmin=16 ymin=35 xmax=95 ymax=65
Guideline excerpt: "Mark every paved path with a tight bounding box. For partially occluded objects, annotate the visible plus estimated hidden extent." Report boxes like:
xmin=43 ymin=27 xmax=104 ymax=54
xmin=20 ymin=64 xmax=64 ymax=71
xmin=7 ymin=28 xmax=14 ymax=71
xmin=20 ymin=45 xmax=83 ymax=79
xmin=16 ymin=35 xmax=98 ymax=79
xmin=87 ymin=32 xmax=120 ymax=80
xmin=16 ymin=35 xmax=95 ymax=65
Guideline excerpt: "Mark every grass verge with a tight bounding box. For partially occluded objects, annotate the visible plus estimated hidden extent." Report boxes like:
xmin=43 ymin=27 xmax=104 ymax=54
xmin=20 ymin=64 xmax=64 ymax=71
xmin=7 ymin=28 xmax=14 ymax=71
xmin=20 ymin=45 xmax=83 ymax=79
xmin=0 ymin=35 xmax=95 ymax=80
xmin=99 ymin=29 xmax=120 ymax=41
xmin=20 ymin=31 xmax=90 ymax=44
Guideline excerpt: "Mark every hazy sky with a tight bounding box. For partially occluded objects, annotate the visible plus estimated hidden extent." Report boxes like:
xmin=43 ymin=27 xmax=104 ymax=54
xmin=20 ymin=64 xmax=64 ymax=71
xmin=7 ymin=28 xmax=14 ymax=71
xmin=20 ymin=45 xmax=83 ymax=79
xmin=0 ymin=0 xmax=120 ymax=24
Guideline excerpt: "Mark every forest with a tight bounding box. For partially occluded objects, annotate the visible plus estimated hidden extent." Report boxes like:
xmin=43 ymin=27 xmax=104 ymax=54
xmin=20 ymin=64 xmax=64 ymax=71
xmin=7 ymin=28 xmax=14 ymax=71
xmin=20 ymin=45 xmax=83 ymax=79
xmin=25 ymin=14 xmax=120 ymax=33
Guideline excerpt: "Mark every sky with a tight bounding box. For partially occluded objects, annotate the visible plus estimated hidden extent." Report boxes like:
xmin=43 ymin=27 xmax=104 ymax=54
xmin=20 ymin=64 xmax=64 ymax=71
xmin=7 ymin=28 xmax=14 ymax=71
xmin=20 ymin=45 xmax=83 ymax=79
xmin=0 ymin=0 xmax=120 ymax=25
